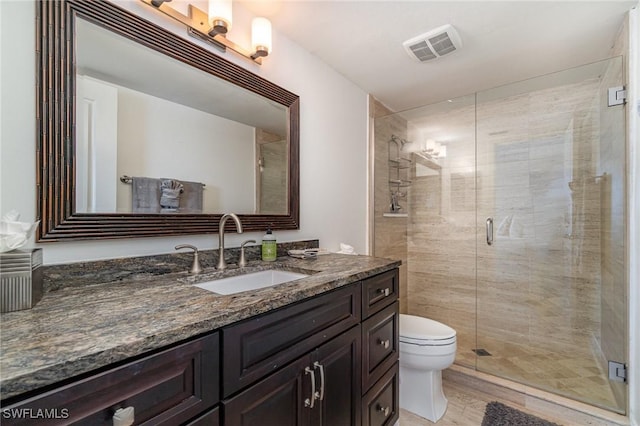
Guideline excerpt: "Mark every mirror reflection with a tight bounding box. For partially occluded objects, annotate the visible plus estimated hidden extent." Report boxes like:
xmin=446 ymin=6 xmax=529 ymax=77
xmin=74 ymin=17 xmax=289 ymax=215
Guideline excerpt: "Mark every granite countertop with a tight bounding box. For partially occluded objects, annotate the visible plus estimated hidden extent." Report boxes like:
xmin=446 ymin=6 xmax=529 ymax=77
xmin=0 ymin=253 xmax=399 ymax=401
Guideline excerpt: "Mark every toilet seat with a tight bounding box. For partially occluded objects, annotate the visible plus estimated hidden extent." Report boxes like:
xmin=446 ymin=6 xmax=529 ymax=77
xmin=400 ymin=335 xmax=456 ymax=346
xmin=400 ymin=314 xmax=456 ymax=346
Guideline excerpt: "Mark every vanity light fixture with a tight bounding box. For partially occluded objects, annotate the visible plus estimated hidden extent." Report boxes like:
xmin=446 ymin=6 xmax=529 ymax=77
xmin=208 ymin=0 xmax=232 ymax=36
xmin=418 ymin=139 xmax=447 ymax=160
xmin=142 ymin=0 xmax=272 ymax=64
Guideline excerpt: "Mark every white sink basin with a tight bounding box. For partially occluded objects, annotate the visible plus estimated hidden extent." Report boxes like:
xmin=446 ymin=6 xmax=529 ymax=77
xmin=194 ymin=270 xmax=309 ymax=295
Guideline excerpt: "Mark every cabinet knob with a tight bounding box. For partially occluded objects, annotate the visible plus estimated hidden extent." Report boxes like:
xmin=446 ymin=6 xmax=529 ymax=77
xmin=113 ymin=406 xmax=135 ymax=426
xmin=377 ymin=404 xmax=391 ymax=417
xmin=378 ymin=339 xmax=390 ymax=349
xmin=378 ymin=287 xmax=391 ymax=297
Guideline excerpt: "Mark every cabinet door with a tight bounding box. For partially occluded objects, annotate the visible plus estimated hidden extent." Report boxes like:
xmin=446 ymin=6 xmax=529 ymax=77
xmin=223 ymin=284 xmax=361 ymax=396
xmin=2 ymin=334 xmax=219 ymax=426
xmin=311 ymin=326 xmax=361 ymax=426
xmin=223 ymin=355 xmax=312 ymax=426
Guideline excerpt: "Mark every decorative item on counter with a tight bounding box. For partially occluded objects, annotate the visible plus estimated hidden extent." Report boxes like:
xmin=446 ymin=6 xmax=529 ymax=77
xmin=0 ymin=248 xmax=43 ymax=313
xmin=0 ymin=210 xmax=39 ymax=253
xmin=261 ymin=229 xmax=277 ymax=261
xmin=160 ymin=179 xmax=184 ymax=210
xmin=336 ymin=243 xmax=358 ymax=255
xmin=287 ymin=248 xmax=329 ymax=259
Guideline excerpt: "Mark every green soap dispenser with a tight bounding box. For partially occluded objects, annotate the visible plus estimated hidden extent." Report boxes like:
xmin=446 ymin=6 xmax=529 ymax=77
xmin=261 ymin=229 xmax=277 ymax=261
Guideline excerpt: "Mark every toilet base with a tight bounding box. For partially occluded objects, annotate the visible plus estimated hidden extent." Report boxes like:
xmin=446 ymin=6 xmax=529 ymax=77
xmin=399 ymin=366 xmax=448 ymax=423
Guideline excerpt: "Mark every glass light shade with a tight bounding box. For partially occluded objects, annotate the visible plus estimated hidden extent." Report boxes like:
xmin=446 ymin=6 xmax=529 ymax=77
xmin=208 ymin=0 xmax=233 ymax=30
xmin=251 ymin=17 xmax=272 ymax=54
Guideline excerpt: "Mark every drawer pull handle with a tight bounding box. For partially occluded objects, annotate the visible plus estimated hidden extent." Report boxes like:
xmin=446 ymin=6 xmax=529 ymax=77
xmin=378 ymin=404 xmax=391 ymax=417
xmin=113 ymin=406 xmax=135 ymax=426
xmin=313 ymin=361 xmax=325 ymax=401
xmin=304 ymin=367 xmax=316 ymax=408
xmin=378 ymin=339 xmax=390 ymax=349
xmin=378 ymin=288 xmax=391 ymax=297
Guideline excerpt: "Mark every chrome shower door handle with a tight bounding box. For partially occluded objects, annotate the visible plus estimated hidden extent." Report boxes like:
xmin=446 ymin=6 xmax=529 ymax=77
xmin=486 ymin=217 xmax=494 ymax=246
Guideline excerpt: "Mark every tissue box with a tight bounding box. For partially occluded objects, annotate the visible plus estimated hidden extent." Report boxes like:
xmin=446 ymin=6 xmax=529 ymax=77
xmin=0 ymin=249 xmax=43 ymax=313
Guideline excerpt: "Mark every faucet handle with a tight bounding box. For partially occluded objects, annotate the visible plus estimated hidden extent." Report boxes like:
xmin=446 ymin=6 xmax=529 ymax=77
xmin=175 ymin=244 xmax=203 ymax=274
xmin=239 ymin=239 xmax=257 ymax=268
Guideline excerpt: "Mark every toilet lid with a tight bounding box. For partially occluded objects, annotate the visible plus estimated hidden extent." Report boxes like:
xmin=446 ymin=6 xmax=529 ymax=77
xmin=400 ymin=314 xmax=456 ymax=341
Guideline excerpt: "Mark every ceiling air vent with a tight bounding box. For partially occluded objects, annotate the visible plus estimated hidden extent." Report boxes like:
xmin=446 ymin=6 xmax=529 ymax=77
xmin=403 ymin=24 xmax=462 ymax=62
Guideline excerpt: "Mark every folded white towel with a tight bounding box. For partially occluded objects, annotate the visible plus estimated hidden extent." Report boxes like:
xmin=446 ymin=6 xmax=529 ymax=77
xmin=336 ymin=243 xmax=357 ymax=255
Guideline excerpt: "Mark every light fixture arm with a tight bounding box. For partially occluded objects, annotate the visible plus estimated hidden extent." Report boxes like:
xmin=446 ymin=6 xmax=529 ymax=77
xmin=141 ymin=0 xmax=269 ymax=65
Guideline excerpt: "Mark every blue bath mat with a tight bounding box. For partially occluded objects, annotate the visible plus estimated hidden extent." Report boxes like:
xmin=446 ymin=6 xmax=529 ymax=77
xmin=482 ymin=401 xmax=562 ymax=426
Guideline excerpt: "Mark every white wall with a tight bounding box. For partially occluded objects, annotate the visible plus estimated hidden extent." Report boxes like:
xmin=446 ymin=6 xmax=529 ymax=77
xmin=76 ymin=75 xmax=119 ymax=213
xmin=116 ymin=85 xmax=255 ymax=213
xmin=0 ymin=0 xmax=369 ymax=264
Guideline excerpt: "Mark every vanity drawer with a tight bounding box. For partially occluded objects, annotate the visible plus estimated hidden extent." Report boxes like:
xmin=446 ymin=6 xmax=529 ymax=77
xmin=222 ymin=283 xmax=361 ymax=396
xmin=362 ymin=269 xmax=398 ymax=319
xmin=362 ymin=362 xmax=399 ymax=426
xmin=362 ymin=302 xmax=398 ymax=392
xmin=2 ymin=333 xmax=219 ymax=426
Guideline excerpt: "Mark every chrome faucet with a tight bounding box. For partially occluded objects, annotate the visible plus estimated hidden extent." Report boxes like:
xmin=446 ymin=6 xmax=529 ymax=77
xmin=217 ymin=213 xmax=243 ymax=270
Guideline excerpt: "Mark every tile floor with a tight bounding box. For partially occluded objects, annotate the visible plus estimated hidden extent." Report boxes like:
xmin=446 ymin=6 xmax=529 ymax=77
xmin=455 ymin=336 xmax=620 ymax=411
xmin=398 ymin=369 xmax=627 ymax=426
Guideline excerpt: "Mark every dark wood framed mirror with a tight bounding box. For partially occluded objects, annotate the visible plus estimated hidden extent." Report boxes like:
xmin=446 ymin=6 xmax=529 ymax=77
xmin=36 ymin=0 xmax=299 ymax=241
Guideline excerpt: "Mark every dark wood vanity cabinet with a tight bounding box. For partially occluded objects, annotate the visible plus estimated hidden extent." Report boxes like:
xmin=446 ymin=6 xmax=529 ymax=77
xmin=221 ymin=284 xmax=362 ymax=426
xmin=221 ymin=284 xmax=361 ymax=396
xmin=223 ymin=326 xmax=361 ymax=426
xmin=1 ymin=333 xmax=219 ymax=426
xmin=2 ymin=268 xmax=399 ymax=426
xmin=361 ymin=269 xmax=399 ymax=426
xmin=223 ymin=269 xmax=399 ymax=426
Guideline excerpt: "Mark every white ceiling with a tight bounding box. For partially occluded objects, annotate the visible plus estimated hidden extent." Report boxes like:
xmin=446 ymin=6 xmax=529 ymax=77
xmin=241 ymin=0 xmax=637 ymax=112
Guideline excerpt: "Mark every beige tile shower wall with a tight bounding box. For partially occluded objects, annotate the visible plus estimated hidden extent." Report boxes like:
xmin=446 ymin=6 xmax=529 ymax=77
xmin=371 ymin=98 xmax=408 ymax=312
xmin=476 ymin=78 xmax=602 ymax=359
xmin=256 ymin=129 xmax=288 ymax=214
xmin=405 ymin=77 xmax=608 ymax=369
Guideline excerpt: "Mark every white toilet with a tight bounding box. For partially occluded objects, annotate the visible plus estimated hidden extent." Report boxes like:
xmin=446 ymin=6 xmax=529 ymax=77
xmin=399 ymin=314 xmax=457 ymax=423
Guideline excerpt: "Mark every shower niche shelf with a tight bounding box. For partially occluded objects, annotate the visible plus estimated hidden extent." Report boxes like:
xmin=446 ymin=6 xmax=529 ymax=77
xmin=388 ymin=135 xmax=412 ymax=215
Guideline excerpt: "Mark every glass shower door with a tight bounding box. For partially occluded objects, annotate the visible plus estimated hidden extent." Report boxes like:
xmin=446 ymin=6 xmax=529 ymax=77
xmin=475 ymin=57 xmax=627 ymax=412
